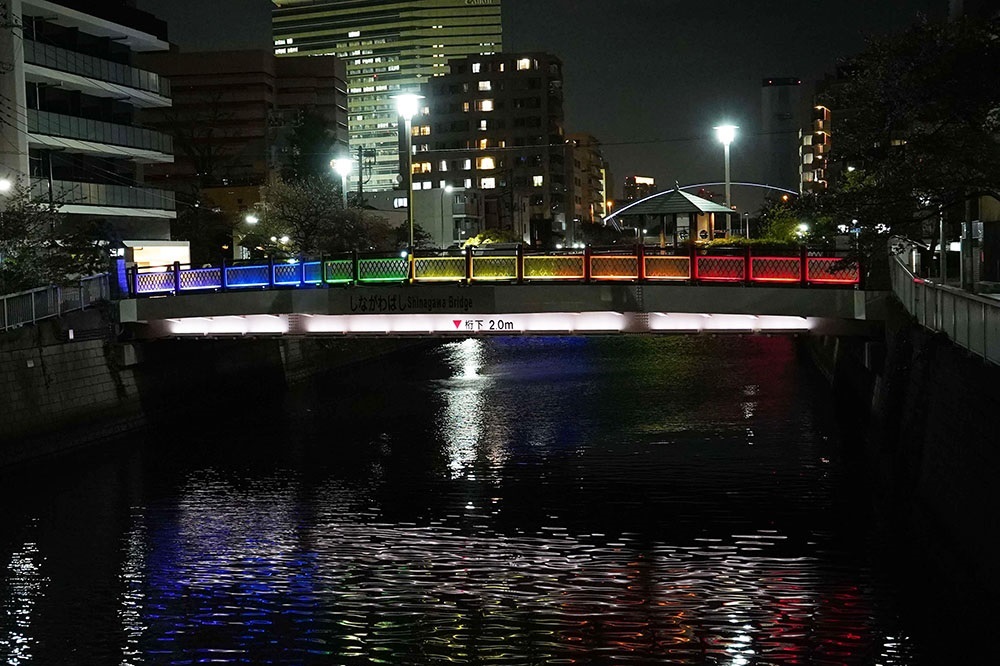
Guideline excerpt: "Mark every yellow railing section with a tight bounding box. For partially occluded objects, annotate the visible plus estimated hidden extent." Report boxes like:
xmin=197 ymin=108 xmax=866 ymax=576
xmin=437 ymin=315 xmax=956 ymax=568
xmin=644 ymin=256 xmax=691 ymax=280
xmin=523 ymin=255 xmax=585 ymax=280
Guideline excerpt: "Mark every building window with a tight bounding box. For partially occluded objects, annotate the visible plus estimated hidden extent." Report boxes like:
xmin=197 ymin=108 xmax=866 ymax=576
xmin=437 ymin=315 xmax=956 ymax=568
xmin=478 ymin=80 xmax=492 ymax=91
xmin=464 ymin=178 xmax=473 ymax=188
xmin=517 ymin=58 xmax=532 ymax=71
xmin=476 ymin=156 xmax=495 ymax=170
xmin=412 ymin=162 xmax=432 ymax=174
xmin=481 ymin=177 xmax=496 ymax=189
xmin=463 ymin=101 xmax=470 ymax=113
xmin=413 ymin=125 xmax=431 ymax=136
xmin=439 ymin=160 xmax=449 ymax=171
xmin=478 ymin=138 xmax=488 ymax=150
xmin=472 ymin=62 xmax=481 ymax=73
xmin=421 ymin=181 xmax=431 ymax=190
xmin=476 ymin=99 xmax=494 ymax=112
xmin=533 ymin=175 xmax=544 ymax=187
xmin=463 ymin=159 xmax=472 ymax=170
xmin=393 ymin=197 xmax=408 ymax=209
xmin=479 ymin=120 xmax=488 ymax=131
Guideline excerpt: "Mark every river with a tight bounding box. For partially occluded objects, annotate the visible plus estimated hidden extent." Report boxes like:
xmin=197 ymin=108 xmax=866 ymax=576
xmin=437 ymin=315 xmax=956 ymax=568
xmin=0 ymin=336 xmax=957 ymax=663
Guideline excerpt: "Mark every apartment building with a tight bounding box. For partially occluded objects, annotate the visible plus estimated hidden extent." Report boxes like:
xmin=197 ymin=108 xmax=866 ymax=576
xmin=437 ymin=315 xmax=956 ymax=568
xmin=272 ymin=0 xmax=503 ymax=193
xmin=0 ymin=0 xmax=176 ymax=240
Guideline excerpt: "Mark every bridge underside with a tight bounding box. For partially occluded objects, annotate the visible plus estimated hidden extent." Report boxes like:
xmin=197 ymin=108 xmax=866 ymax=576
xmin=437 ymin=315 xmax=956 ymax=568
xmin=119 ymin=284 xmax=884 ymax=339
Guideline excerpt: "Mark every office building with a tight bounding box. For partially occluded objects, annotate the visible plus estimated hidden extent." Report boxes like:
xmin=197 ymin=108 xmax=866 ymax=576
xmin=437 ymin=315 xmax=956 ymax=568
xmin=137 ymin=49 xmax=348 ymax=222
xmin=622 ymin=175 xmax=656 ymax=203
xmin=761 ymin=76 xmax=804 ymax=192
xmin=412 ymin=52 xmax=565 ymax=245
xmin=0 ymin=0 xmax=176 ymax=240
xmin=272 ymin=0 xmax=503 ymax=193
xmin=566 ymin=133 xmax=609 ymax=241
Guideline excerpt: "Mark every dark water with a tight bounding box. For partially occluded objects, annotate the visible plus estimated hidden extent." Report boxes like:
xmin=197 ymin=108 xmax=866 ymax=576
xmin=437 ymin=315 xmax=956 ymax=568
xmin=0 ymin=337 xmax=944 ymax=664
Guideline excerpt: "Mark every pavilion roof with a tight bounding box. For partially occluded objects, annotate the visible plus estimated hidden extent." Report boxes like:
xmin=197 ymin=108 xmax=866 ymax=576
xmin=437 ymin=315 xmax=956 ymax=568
xmin=609 ymin=188 xmax=733 ymax=220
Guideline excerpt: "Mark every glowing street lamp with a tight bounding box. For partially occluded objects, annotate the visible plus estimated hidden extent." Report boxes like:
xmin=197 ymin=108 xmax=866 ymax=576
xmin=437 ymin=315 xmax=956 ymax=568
xmin=394 ymin=93 xmax=423 ymax=252
xmin=244 ymin=213 xmax=259 ymax=225
xmin=331 ymin=157 xmax=353 ymax=208
xmin=714 ymin=124 xmax=738 ymax=210
xmin=0 ymin=178 xmax=12 ymax=194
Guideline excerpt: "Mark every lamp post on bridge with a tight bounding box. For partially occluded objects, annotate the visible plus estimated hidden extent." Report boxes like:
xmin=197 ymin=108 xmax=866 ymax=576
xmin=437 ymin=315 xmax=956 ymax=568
xmin=394 ymin=93 xmax=423 ymax=254
xmin=331 ymin=157 xmax=354 ymax=209
xmin=714 ymin=124 xmax=738 ymax=238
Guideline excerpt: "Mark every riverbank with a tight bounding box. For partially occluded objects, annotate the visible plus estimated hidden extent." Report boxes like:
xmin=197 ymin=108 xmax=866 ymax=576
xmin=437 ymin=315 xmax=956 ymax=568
xmin=0 ymin=309 xmax=430 ymax=466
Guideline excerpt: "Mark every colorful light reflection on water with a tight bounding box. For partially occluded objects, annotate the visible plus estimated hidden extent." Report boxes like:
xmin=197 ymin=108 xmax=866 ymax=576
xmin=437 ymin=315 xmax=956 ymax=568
xmin=0 ymin=337 xmax=941 ymax=663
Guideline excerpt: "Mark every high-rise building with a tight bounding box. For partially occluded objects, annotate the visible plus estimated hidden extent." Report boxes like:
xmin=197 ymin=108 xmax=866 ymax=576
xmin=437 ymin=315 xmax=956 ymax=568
xmin=0 ymin=0 xmax=176 ymax=240
xmin=137 ymin=49 xmax=348 ymax=222
xmin=413 ymin=52 xmax=565 ymax=245
xmin=761 ymin=77 xmax=804 ymax=192
xmin=799 ymin=104 xmax=831 ymax=194
xmin=566 ymin=133 xmax=609 ymax=239
xmin=271 ymin=0 xmax=503 ymax=193
xmin=622 ymin=176 xmax=656 ymax=202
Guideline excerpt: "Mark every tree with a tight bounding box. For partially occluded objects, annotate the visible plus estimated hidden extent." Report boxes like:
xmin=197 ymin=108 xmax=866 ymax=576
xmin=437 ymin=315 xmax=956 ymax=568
xmin=463 ymin=228 xmax=521 ymax=247
xmin=242 ymin=178 xmax=397 ymax=257
xmin=281 ymin=111 xmax=337 ymax=182
xmin=1 ymin=180 xmax=115 ymax=292
xmin=818 ymin=17 xmax=1000 ymax=253
xmin=393 ymin=222 xmax=434 ymax=250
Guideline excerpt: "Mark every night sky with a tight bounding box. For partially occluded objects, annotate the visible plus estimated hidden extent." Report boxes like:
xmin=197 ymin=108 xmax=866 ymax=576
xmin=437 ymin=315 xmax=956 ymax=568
xmin=136 ymin=0 xmax=946 ymax=209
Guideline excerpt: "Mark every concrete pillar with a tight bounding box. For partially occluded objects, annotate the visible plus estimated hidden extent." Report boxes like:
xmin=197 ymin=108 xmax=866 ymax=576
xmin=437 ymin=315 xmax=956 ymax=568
xmin=0 ymin=0 xmax=29 ymax=182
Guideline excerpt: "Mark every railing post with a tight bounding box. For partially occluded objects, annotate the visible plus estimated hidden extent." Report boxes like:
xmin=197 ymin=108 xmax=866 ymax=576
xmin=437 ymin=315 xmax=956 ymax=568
xmin=583 ymin=245 xmax=592 ymax=284
xmin=637 ymin=243 xmax=645 ymax=282
xmin=352 ymin=250 xmax=360 ymax=284
xmin=220 ymin=258 xmax=228 ymax=292
xmin=173 ymin=261 xmax=181 ymax=293
xmin=319 ymin=254 xmax=327 ymax=286
xmin=299 ymin=257 xmax=306 ymax=288
xmin=799 ymin=245 xmax=809 ymax=287
xmin=408 ymin=247 xmax=415 ymax=284
xmin=465 ymin=247 xmax=473 ymax=284
xmin=130 ymin=266 xmax=138 ymax=296
xmin=744 ymin=245 xmax=752 ymax=283
xmin=516 ymin=243 xmax=524 ymax=284
xmin=267 ymin=255 xmax=275 ymax=288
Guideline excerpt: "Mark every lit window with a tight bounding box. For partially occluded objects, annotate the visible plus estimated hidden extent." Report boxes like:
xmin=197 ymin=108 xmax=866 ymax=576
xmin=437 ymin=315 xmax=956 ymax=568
xmin=348 ymin=31 xmax=360 ymax=38
xmin=478 ymin=138 xmax=488 ymax=150
xmin=464 ymin=178 xmax=472 ymax=188
xmin=393 ymin=197 xmax=408 ymax=208
xmin=478 ymin=80 xmax=492 ymax=91
xmin=413 ymin=125 xmax=431 ymax=136
xmin=476 ymin=156 xmax=495 ymax=170
xmin=439 ymin=160 xmax=448 ymax=171
xmin=476 ymin=99 xmax=494 ymax=112
xmin=498 ymin=139 xmax=506 ymax=148
xmin=472 ymin=62 xmax=481 ymax=73
xmin=517 ymin=58 xmax=531 ymax=71
xmin=412 ymin=162 xmax=432 ymax=174
xmin=479 ymin=120 xmax=488 ymax=131
xmin=463 ymin=159 xmax=472 ymax=170
xmin=533 ymin=175 xmax=544 ymax=187
xmin=463 ymin=102 xmax=470 ymax=113
xmin=421 ymin=181 xmax=431 ymax=190
xmin=439 ymin=180 xmax=447 ymax=188
xmin=481 ymin=177 xmax=496 ymax=189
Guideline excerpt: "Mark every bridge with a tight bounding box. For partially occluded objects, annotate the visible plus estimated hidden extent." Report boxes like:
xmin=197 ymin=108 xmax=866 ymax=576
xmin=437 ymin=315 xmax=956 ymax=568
xmin=115 ymin=245 xmax=880 ymax=339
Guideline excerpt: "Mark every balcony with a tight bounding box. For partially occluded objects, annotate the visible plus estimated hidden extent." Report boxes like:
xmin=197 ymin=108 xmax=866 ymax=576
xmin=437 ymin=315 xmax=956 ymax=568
xmin=32 ymin=178 xmax=176 ymax=214
xmin=24 ymin=40 xmax=170 ymax=100
xmin=28 ymin=109 xmax=172 ymax=158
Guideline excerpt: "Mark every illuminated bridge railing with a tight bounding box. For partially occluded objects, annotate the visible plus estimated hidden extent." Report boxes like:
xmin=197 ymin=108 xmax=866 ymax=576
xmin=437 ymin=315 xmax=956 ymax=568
xmin=126 ymin=246 xmax=860 ymax=297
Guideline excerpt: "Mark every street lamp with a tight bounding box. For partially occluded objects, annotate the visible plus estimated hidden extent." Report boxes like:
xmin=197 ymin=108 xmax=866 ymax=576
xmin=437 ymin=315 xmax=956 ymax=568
xmin=331 ymin=157 xmax=353 ymax=208
xmin=394 ymin=93 xmax=423 ymax=252
xmin=441 ymin=185 xmax=454 ymax=241
xmin=0 ymin=178 xmax=11 ymax=194
xmin=714 ymin=124 xmax=738 ymax=210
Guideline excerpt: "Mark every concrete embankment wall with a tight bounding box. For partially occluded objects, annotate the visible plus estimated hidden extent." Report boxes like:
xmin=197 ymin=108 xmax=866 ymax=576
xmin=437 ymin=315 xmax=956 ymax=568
xmin=806 ymin=300 xmax=1000 ymax=602
xmin=1 ymin=311 xmax=427 ymax=466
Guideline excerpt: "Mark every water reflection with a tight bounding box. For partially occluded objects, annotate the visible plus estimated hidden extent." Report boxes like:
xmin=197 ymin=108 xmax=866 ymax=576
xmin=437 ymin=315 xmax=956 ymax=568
xmin=0 ymin=337 xmax=930 ymax=663
xmin=1 ymin=527 xmax=45 ymax=666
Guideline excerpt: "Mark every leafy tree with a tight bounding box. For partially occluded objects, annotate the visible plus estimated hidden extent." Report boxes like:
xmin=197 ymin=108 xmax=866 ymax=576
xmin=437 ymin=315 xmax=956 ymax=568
xmin=817 ymin=17 xmax=1000 ymax=265
xmin=393 ymin=222 xmax=434 ymax=250
xmin=1 ymin=179 xmax=115 ymax=292
xmin=171 ymin=191 xmax=235 ymax=265
xmin=242 ymin=178 xmax=397 ymax=257
xmin=281 ymin=112 xmax=337 ymax=182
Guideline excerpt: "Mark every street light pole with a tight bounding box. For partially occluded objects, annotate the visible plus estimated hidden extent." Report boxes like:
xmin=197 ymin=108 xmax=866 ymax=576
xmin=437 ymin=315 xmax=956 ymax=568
xmin=331 ymin=157 xmax=353 ymax=209
xmin=394 ymin=93 xmax=423 ymax=252
xmin=714 ymin=124 xmax=738 ymax=238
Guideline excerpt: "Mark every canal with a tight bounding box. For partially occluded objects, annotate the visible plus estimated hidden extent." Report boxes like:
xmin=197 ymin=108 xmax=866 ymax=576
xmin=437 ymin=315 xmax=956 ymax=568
xmin=0 ymin=336 xmax=960 ymax=663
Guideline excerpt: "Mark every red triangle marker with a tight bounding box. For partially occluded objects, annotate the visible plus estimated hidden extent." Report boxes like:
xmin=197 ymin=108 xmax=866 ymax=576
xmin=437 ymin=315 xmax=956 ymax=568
xmin=453 ymin=319 xmax=463 ymax=328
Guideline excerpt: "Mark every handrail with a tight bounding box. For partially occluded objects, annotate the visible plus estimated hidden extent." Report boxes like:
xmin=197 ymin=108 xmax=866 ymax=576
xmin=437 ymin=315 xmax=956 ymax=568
xmin=1 ymin=274 xmax=110 ymax=332
xmin=889 ymin=237 xmax=1000 ymax=366
xmin=125 ymin=246 xmax=861 ymax=297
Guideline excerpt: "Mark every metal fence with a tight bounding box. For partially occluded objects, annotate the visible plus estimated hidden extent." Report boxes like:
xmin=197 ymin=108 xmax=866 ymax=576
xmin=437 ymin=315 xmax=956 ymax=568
xmin=890 ymin=238 xmax=1000 ymax=366
xmin=1 ymin=275 xmax=110 ymax=332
